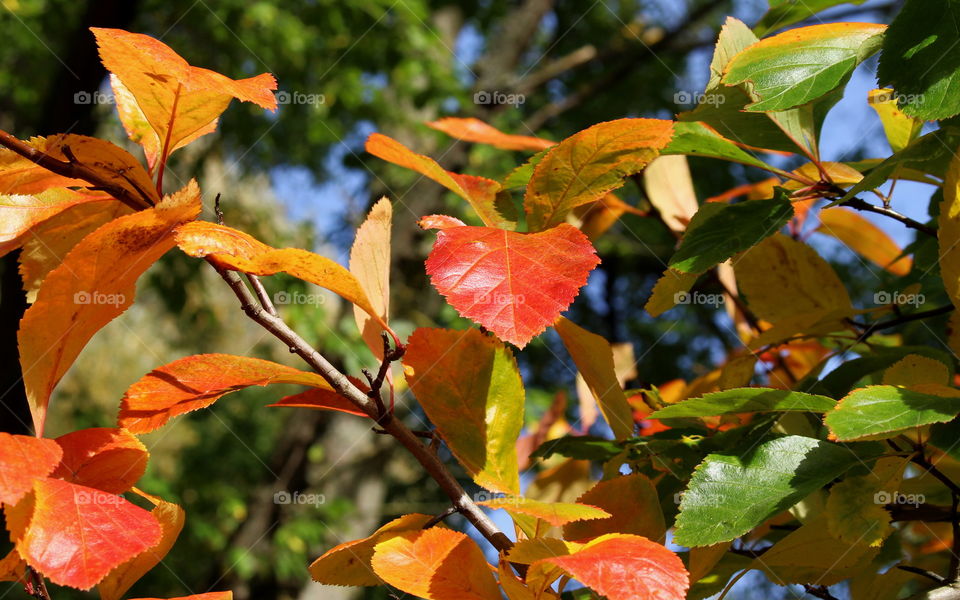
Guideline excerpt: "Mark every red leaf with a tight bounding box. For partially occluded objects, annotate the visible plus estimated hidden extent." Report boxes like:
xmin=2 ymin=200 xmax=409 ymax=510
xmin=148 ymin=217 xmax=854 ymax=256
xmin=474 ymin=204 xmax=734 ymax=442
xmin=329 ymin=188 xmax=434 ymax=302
xmin=535 ymin=535 xmax=688 ymax=600
xmin=269 ymin=387 xmax=368 ymax=417
xmin=130 ymin=594 xmax=232 ymax=600
xmin=13 ymin=478 xmax=161 ymax=590
xmin=118 ymin=353 xmax=334 ymax=433
xmin=0 ymin=434 xmax=61 ymax=505
xmin=51 ymin=428 xmax=147 ymax=494
xmin=421 ymin=218 xmax=599 ymax=347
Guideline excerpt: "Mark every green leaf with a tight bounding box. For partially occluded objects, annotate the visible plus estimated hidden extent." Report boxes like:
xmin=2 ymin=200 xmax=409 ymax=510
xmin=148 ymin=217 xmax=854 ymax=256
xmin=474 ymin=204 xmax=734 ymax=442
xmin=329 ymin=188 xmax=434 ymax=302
xmin=668 ymin=194 xmax=793 ymax=274
xmin=651 ymin=388 xmax=835 ymax=420
xmin=804 ymin=346 xmax=955 ymax=398
xmin=825 ymin=384 xmax=960 ymax=441
xmin=661 ymin=121 xmax=782 ymax=173
xmin=754 ymin=1 xmax=868 ymax=37
xmin=723 ymin=22 xmax=885 ymax=112
xmin=673 ymin=435 xmax=866 ymax=547
xmin=502 ymin=149 xmax=548 ymax=190
xmin=531 ymin=435 xmax=624 ymax=462
xmin=877 ymin=0 xmax=960 ymax=120
xmin=403 ymin=327 xmax=525 ymax=494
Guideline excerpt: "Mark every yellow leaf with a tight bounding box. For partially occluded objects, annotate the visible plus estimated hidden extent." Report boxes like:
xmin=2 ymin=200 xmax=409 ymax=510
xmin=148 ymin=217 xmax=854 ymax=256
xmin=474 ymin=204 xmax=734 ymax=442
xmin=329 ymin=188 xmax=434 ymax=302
xmin=645 ymin=268 xmax=698 ymax=317
xmin=940 ymin=151 xmax=960 ymax=312
xmin=563 ymin=473 xmax=665 ymax=542
xmin=174 ymin=221 xmax=393 ymax=341
xmin=883 ymin=355 xmax=951 ymax=387
xmin=868 ymin=89 xmax=924 ymax=152
xmin=350 ymin=197 xmax=392 ymax=358
xmin=818 ymin=207 xmax=912 ymax=276
xmin=19 ymin=180 xmax=200 ymax=435
xmin=825 ymin=457 xmax=907 ymax=547
xmin=644 ymin=155 xmax=697 ymax=232
xmin=476 ymin=496 xmax=609 ymax=527
xmin=554 ymin=317 xmax=634 ymax=441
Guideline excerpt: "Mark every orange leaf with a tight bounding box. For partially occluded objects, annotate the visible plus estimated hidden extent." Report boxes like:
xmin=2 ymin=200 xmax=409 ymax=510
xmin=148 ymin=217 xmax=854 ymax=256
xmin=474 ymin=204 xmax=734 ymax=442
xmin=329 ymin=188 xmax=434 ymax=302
xmin=0 ymin=549 xmax=26 ymax=583
xmin=118 ymin=353 xmax=335 ymax=434
xmin=92 ymin=28 xmax=276 ymax=171
xmin=51 ymin=428 xmax=147 ymax=494
xmin=14 ymin=478 xmax=162 ymax=590
xmin=269 ymin=387 xmax=368 ymax=417
xmin=350 ymin=197 xmax=392 ymax=358
xmin=818 ymin=207 xmax=912 ymax=276
xmin=0 ymin=433 xmax=61 ymax=505
xmin=371 ymin=528 xmax=500 ymax=600
xmin=524 ymin=118 xmax=674 ymax=231
xmin=309 ymin=513 xmax=434 ymax=586
xmin=534 ymin=535 xmax=689 ymax=600
xmin=18 ymin=198 xmax=132 ymax=302
xmin=421 ymin=218 xmax=599 ymax=347
xmin=365 ymin=133 xmax=510 ymax=228
xmin=563 ymin=474 xmax=666 ymax=542
xmin=19 ymin=180 xmax=200 ymax=435
xmin=99 ymin=490 xmax=186 ymax=600
xmin=174 ymin=221 xmax=394 ymax=342
xmin=427 ymin=117 xmax=554 ymax=152
xmin=0 ymin=189 xmax=117 ymax=258
xmin=0 ymin=134 xmax=159 ymax=205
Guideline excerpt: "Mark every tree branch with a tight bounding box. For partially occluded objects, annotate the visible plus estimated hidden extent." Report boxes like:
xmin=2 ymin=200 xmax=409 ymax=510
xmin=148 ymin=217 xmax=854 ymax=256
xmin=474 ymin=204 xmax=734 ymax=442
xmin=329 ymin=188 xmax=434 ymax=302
xmin=840 ymin=197 xmax=937 ymax=238
xmin=213 ymin=266 xmax=513 ymax=553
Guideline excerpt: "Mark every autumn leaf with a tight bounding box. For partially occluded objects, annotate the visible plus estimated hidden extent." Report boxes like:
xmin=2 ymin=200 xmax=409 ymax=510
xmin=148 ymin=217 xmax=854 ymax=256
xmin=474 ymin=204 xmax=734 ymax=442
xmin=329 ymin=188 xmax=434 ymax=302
xmin=818 ymin=207 xmax=912 ymax=276
xmin=403 ymin=328 xmax=524 ymax=494
xmin=19 ymin=179 xmax=201 ymax=435
xmin=371 ymin=528 xmax=501 ymax=600
xmin=0 ymin=134 xmax=159 ymax=206
xmin=645 ymin=268 xmax=698 ymax=317
xmin=524 ymin=118 xmax=674 ymax=231
xmin=554 ymin=317 xmax=634 ymax=440
xmin=475 ymin=496 xmax=609 ymax=527
xmin=0 ymin=189 xmax=117 ymax=258
xmin=12 ymin=478 xmax=161 ymax=590
xmin=309 ymin=513 xmax=434 ymax=587
xmin=427 ymin=117 xmax=554 ymax=152
xmin=826 ymin=457 xmax=906 ymax=548
xmin=174 ymin=221 xmax=395 ymax=343
xmin=421 ymin=218 xmax=599 ymax=348
xmin=940 ymin=151 xmax=960 ymax=313
xmin=563 ymin=474 xmax=666 ymax=542
xmin=350 ymin=197 xmax=392 ymax=358
xmin=643 ymin=155 xmax=698 ymax=233
xmin=99 ymin=489 xmax=186 ymax=600
xmin=0 ymin=434 xmax=61 ymax=505
xmin=130 ymin=594 xmax=232 ymax=600
xmin=268 ymin=380 xmax=368 ymax=418
xmin=533 ymin=534 xmax=689 ymax=600
xmin=867 ymin=89 xmax=924 ymax=152
xmin=51 ymin=428 xmax=147 ymax=494
xmin=91 ymin=28 xmax=277 ymax=173
xmin=365 ymin=133 xmax=511 ymax=228
xmin=118 ymin=353 xmax=335 ymax=433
